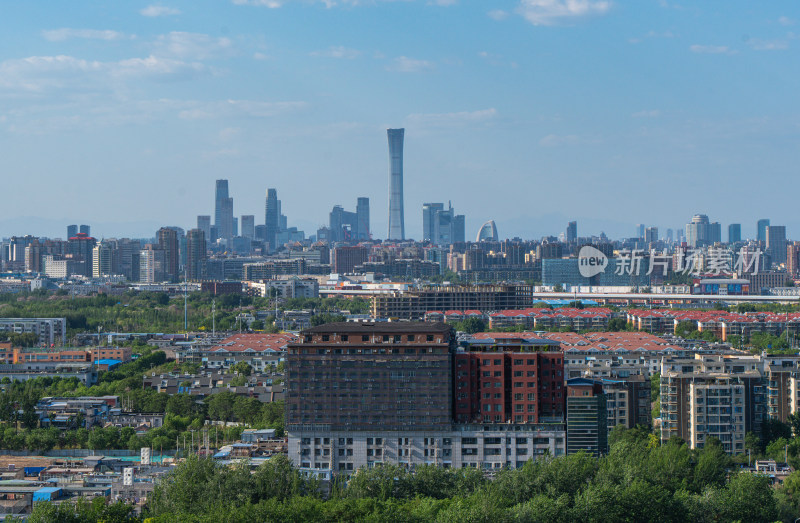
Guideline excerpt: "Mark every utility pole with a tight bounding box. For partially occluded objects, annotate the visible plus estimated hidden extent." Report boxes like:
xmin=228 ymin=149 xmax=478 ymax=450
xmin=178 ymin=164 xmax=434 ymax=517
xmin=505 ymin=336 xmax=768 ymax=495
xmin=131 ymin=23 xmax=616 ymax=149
xmin=212 ymin=299 xmax=216 ymax=337
xmin=184 ymin=267 xmax=188 ymax=334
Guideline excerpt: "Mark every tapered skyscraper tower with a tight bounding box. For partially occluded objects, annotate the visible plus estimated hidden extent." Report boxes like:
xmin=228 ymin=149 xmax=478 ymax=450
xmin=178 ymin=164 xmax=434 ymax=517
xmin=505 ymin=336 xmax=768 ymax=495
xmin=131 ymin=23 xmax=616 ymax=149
xmin=387 ymin=128 xmax=405 ymax=240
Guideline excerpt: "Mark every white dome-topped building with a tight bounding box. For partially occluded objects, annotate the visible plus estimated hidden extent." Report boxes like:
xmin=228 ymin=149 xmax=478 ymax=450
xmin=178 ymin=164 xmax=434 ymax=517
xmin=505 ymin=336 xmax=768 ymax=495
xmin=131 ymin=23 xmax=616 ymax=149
xmin=476 ymin=220 xmax=498 ymax=242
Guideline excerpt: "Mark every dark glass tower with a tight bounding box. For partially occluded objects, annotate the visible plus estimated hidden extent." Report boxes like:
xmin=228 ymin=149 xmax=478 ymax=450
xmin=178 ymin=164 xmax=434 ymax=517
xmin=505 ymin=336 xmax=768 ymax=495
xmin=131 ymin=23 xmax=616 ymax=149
xmin=265 ymin=188 xmax=279 ymax=251
xmin=387 ymin=128 xmax=405 ymax=240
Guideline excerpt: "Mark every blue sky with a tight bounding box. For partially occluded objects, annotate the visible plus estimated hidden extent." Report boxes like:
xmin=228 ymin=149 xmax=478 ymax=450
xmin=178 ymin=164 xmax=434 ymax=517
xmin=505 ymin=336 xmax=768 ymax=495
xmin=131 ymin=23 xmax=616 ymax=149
xmin=1 ymin=0 xmax=799 ymax=241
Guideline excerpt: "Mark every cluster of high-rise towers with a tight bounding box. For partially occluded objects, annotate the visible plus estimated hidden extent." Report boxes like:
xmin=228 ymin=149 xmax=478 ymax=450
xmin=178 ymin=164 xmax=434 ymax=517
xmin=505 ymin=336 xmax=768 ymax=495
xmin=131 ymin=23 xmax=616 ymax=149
xmin=196 ymin=128 xmax=466 ymax=251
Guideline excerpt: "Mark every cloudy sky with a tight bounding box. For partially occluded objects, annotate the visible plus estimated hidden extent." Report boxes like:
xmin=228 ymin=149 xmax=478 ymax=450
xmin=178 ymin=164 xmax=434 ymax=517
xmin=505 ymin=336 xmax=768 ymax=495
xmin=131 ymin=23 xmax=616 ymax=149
xmin=1 ymin=1 xmax=799 ymax=241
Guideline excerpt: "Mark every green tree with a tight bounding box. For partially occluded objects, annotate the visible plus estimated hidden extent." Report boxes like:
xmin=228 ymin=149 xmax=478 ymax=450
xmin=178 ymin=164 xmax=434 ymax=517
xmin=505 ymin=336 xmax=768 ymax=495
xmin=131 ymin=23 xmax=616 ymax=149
xmin=206 ymin=391 xmax=237 ymax=422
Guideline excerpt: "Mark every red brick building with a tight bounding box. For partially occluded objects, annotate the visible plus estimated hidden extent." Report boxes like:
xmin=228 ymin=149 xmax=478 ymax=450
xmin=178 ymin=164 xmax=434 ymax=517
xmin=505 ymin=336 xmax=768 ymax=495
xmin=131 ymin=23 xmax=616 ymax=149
xmin=454 ymin=333 xmax=564 ymax=424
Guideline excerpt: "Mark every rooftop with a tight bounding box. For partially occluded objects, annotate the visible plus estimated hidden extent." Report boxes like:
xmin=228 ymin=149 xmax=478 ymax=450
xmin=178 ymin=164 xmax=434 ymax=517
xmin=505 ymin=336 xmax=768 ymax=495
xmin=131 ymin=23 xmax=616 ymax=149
xmin=302 ymin=322 xmax=452 ymax=334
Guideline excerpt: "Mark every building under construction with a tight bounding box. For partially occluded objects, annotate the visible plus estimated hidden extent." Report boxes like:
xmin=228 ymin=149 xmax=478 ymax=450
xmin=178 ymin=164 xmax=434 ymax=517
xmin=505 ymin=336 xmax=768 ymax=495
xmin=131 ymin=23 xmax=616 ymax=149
xmin=370 ymin=284 xmax=534 ymax=320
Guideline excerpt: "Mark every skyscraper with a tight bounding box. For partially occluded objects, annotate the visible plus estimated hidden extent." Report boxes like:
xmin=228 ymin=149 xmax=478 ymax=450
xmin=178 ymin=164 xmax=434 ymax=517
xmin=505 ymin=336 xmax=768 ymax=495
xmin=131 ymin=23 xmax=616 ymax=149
xmin=79 ymin=225 xmax=90 ymax=236
xmin=197 ymin=216 xmax=211 ymax=240
xmin=644 ymin=227 xmax=658 ymax=244
xmin=423 ymin=203 xmax=466 ymax=246
xmin=685 ymin=214 xmax=721 ymax=247
xmin=566 ymin=221 xmax=577 ymax=244
xmin=214 ymin=180 xmax=234 ymax=242
xmin=241 ymin=215 xmax=255 ymax=239
xmin=265 ymin=188 xmax=279 ymax=251
xmin=186 ymin=229 xmax=207 ymax=281
xmin=92 ymin=242 xmax=113 ymax=278
xmin=67 ymin=225 xmax=78 ymax=239
xmin=728 ymin=224 xmax=742 ymax=244
xmin=356 ymin=197 xmax=370 ymax=240
xmin=757 ymin=219 xmax=770 ymax=242
xmin=477 ymin=220 xmax=498 ymax=242
xmin=387 ymin=128 xmax=405 ymax=240
xmin=157 ymin=227 xmax=179 ymax=282
xmin=766 ymin=225 xmax=787 ymax=267
xmin=422 ymin=203 xmax=444 ymax=242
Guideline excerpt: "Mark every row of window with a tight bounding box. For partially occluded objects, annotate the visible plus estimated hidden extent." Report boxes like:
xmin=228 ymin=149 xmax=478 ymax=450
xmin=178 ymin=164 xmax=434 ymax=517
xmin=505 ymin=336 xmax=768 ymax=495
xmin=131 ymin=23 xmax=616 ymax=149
xmin=316 ymin=334 xmax=437 ymax=343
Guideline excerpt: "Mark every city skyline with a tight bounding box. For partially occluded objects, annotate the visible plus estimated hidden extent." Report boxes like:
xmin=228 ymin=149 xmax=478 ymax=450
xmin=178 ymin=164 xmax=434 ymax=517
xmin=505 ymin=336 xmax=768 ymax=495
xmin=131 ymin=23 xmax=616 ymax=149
xmin=2 ymin=2 xmax=800 ymax=239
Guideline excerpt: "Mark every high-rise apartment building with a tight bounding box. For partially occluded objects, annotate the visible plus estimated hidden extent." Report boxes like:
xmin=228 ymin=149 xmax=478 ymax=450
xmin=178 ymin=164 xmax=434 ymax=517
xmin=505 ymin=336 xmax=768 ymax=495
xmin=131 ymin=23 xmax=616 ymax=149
xmin=453 ymin=336 xmax=564 ymax=424
xmin=660 ymin=355 xmax=763 ymax=454
xmin=241 ymin=215 xmax=255 ymax=239
xmin=92 ymin=242 xmax=113 ymax=278
xmin=24 ymin=240 xmax=42 ymax=274
xmin=566 ymin=378 xmax=608 ymax=457
xmin=766 ymin=225 xmax=787 ymax=267
xmin=757 ymin=219 xmax=770 ymax=243
xmin=332 ymin=246 xmax=368 ymax=274
xmin=728 ymin=223 xmax=742 ymax=244
xmin=67 ymin=233 xmax=96 ymax=277
xmin=387 ymin=128 xmax=405 ymax=240
xmin=186 ymin=229 xmax=207 ymax=281
xmin=139 ymin=246 xmax=166 ymax=284
xmin=787 ymin=242 xmax=800 ymax=278
xmin=286 ymin=323 xmax=568 ymax=472
xmin=265 ymin=188 xmax=280 ymax=251
xmin=157 ymin=227 xmax=179 ymax=282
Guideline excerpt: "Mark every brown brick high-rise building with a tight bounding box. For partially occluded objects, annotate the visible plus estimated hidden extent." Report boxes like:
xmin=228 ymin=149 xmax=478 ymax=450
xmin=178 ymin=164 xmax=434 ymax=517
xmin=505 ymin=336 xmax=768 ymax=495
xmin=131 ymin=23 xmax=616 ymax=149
xmin=286 ymin=322 xmax=454 ymax=432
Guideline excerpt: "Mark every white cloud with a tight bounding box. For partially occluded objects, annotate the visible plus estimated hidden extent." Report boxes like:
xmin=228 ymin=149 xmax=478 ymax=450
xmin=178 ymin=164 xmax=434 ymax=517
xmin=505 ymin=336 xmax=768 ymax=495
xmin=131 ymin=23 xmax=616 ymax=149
xmin=218 ymin=127 xmax=242 ymax=141
xmin=310 ymin=46 xmax=361 ymax=59
xmin=632 ymin=109 xmax=660 ymax=118
xmin=690 ymin=44 xmax=734 ymax=54
xmin=488 ymin=9 xmax=509 ymax=20
xmin=113 ymin=56 xmax=208 ymax=79
xmin=779 ymin=16 xmax=795 ymax=27
xmin=517 ymin=0 xmax=611 ymax=26
xmin=42 ymin=29 xmax=130 ymax=42
xmin=253 ymin=52 xmax=270 ymax=60
xmin=152 ymin=32 xmax=234 ymax=60
xmin=232 ymin=0 xmax=284 ymax=6
xmin=0 ymin=54 xmax=208 ymax=94
xmin=387 ymin=56 xmax=435 ymax=73
xmin=140 ymin=5 xmax=182 ymax=17
xmin=430 ymin=0 xmax=457 ymax=5
xmin=539 ymin=134 xmax=580 ymax=147
xmin=177 ymin=100 xmax=307 ymax=120
xmin=407 ymin=108 xmax=497 ymax=127
xmin=747 ymin=38 xmax=788 ymax=51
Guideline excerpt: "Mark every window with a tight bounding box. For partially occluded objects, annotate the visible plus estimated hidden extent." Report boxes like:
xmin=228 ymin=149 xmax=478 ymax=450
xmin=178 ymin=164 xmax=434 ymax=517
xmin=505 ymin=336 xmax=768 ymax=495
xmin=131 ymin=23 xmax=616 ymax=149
xmin=493 ymin=359 xmax=502 ymax=365
xmin=322 ymin=335 xmax=329 ymax=342
xmin=407 ymin=335 xmax=415 ymax=341
xmin=341 ymin=335 xmax=349 ymax=342
xmin=362 ymin=335 xmax=369 ymax=342
xmin=427 ymin=335 xmax=434 ymax=342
